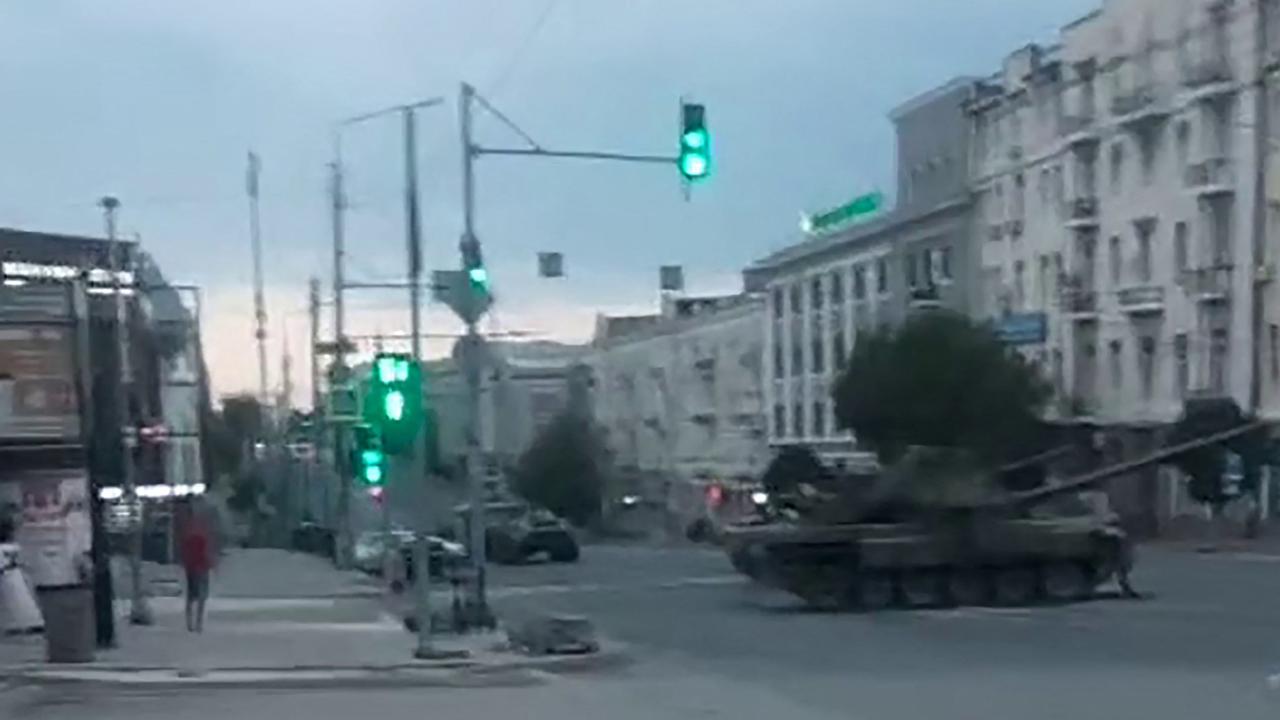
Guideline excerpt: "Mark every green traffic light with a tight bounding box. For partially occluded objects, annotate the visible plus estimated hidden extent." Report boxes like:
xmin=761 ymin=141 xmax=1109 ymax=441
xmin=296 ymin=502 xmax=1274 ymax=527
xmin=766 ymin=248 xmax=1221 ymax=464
xmin=376 ymin=357 xmax=397 ymax=384
xmin=468 ymin=267 xmax=489 ymax=287
xmin=682 ymin=129 xmax=707 ymax=150
xmin=384 ymin=390 xmax=406 ymax=421
xmin=363 ymin=464 xmax=383 ymax=484
xmin=680 ymin=152 xmax=709 ymax=179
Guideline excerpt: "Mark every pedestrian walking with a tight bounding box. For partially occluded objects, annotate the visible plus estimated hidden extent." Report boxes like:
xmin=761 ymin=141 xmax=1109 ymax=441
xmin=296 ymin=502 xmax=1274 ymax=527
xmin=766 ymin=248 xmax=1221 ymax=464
xmin=180 ymin=512 xmax=213 ymax=632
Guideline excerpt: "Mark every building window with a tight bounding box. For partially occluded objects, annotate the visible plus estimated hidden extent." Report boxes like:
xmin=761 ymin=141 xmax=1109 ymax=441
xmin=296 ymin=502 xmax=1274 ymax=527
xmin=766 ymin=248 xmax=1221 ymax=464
xmin=1139 ymin=336 xmax=1156 ymax=400
xmin=810 ymin=276 xmax=824 ymax=311
xmin=905 ymin=252 xmax=918 ymax=288
xmin=772 ymin=287 xmax=784 ymax=319
xmin=1136 ymin=225 xmax=1153 ymax=282
xmin=834 ymin=330 xmax=847 ymax=370
xmin=1175 ymin=119 xmax=1191 ymax=167
xmin=792 ymin=341 xmax=804 ymax=377
xmin=830 ymin=271 xmax=844 ymax=305
xmin=1013 ymin=173 xmax=1026 ymax=218
xmin=792 ymin=402 xmax=804 ymax=438
xmin=1013 ymin=260 xmax=1026 ymax=309
xmin=790 ymin=284 xmax=802 ymax=316
xmin=853 ymin=265 xmax=867 ymax=300
xmin=812 ymin=333 xmax=825 ymax=374
xmin=1052 ymin=348 xmax=1065 ymax=392
xmin=876 ymin=258 xmax=889 ymax=295
xmin=774 ymin=404 xmax=786 ymax=438
xmin=1110 ymin=339 xmax=1123 ymax=390
xmin=1109 ymin=235 xmax=1122 ymax=286
xmin=1175 ymin=333 xmax=1189 ymax=397
xmin=1110 ymin=141 xmax=1124 ymax=190
xmin=1210 ymin=329 xmax=1229 ymax=393
xmin=939 ymin=247 xmax=953 ymax=281
xmin=774 ymin=343 xmax=784 ymax=380
xmin=813 ymin=402 xmax=826 ymax=437
xmin=1174 ymin=222 xmax=1189 ymax=273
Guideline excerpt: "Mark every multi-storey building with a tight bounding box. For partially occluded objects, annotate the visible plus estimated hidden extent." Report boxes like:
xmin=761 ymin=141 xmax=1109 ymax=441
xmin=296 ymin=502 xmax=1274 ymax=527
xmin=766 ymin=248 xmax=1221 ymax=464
xmin=744 ymin=78 xmax=981 ymax=467
xmin=587 ymin=293 xmax=768 ymax=524
xmin=971 ymin=0 xmax=1280 ymax=431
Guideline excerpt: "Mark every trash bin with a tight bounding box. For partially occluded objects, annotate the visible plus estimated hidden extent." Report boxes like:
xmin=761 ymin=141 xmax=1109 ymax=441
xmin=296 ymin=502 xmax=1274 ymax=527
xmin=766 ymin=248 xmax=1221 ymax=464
xmin=36 ymin=584 xmax=96 ymax=663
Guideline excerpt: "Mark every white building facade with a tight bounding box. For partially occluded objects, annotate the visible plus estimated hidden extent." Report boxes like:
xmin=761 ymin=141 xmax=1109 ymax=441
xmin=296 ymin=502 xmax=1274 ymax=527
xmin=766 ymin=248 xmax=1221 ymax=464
xmin=587 ymin=294 xmax=769 ymax=518
xmin=972 ymin=0 xmax=1280 ymax=427
xmin=745 ymin=79 xmax=981 ymax=467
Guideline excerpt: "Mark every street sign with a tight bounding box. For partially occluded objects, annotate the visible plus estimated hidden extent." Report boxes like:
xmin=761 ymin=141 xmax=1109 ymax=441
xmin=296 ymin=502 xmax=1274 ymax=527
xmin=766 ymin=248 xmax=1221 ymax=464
xmin=801 ymin=191 xmax=884 ymax=235
xmin=327 ymin=383 xmax=360 ymax=423
xmin=660 ymin=265 xmax=684 ymax=292
xmin=433 ymin=269 xmax=492 ymax=325
xmin=537 ymin=252 xmax=564 ymax=278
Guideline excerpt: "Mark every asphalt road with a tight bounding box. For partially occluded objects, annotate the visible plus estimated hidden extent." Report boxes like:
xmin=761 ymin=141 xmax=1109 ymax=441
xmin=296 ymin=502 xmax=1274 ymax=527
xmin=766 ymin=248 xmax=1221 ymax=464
xmin=16 ymin=542 xmax=1280 ymax=719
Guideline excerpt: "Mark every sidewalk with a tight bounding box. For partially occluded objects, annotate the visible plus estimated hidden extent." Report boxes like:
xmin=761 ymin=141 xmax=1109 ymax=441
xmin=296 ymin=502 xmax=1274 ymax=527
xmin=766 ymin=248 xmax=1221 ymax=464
xmin=0 ymin=548 xmax=622 ymax=690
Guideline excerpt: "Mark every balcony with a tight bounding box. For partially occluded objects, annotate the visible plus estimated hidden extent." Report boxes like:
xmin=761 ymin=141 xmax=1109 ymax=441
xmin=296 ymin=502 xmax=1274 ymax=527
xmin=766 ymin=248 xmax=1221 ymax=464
xmin=1064 ymin=196 xmax=1100 ymax=229
xmin=1182 ymin=265 xmax=1233 ymax=303
xmin=1182 ymin=58 xmax=1235 ymax=101
xmin=1111 ymin=85 xmax=1169 ymax=131
xmin=1184 ymin=157 xmax=1235 ymax=196
xmin=1117 ymin=284 xmax=1166 ymax=315
xmin=908 ymin=284 xmax=942 ymax=310
xmin=1059 ymin=287 xmax=1099 ymax=320
xmin=1059 ymin=114 xmax=1100 ymax=148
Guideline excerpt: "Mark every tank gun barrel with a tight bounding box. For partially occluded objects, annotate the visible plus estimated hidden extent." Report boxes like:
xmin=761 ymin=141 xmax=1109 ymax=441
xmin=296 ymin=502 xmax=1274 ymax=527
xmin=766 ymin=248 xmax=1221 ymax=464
xmin=1001 ymin=421 xmax=1271 ymax=510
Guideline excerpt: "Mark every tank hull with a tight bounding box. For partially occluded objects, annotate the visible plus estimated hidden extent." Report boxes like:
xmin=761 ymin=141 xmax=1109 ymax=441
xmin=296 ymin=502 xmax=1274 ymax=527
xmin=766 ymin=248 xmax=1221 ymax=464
xmin=723 ymin=516 xmax=1127 ymax=610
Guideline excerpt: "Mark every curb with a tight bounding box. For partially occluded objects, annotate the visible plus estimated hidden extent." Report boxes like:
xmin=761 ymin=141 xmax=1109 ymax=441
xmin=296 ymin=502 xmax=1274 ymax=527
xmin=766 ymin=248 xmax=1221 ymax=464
xmin=0 ymin=643 xmax=630 ymax=692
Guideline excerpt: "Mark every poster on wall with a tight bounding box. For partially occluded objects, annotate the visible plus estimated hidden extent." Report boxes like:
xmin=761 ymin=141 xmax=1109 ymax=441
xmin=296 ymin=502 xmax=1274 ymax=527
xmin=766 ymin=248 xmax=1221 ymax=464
xmin=0 ymin=469 xmax=92 ymax=587
xmin=0 ymin=325 xmax=79 ymax=440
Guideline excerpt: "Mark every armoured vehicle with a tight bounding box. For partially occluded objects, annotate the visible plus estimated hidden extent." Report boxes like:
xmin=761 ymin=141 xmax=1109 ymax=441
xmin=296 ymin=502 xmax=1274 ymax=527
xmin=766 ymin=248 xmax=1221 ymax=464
xmin=724 ymin=424 xmax=1263 ymax=610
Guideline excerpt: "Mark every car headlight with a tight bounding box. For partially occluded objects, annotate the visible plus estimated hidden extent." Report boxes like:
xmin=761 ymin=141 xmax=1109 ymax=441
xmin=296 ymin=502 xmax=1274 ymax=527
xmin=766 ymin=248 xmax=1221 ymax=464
xmin=751 ymin=491 xmax=769 ymax=506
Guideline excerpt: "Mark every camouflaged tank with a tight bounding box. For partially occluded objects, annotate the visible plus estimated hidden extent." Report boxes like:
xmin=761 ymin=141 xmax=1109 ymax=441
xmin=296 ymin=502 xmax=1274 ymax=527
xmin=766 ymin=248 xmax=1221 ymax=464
xmin=722 ymin=447 xmax=1131 ymax=610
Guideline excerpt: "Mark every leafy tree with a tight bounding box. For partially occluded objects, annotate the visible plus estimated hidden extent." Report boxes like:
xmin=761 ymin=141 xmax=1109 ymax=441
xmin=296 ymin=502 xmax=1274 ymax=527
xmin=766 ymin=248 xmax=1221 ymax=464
xmin=512 ymin=412 xmax=606 ymax=527
xmin=832 ymin=311 xmax=1052 ymax=466
xmin=761 ymin=445 xmax=829 ymax=496
xmin=1168 ymin=397 xmax=1267 ymax=512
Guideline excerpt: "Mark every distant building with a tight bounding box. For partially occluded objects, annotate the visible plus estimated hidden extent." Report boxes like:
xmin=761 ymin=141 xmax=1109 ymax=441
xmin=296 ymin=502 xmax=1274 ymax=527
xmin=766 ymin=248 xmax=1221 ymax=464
xmin=426 ymin=340 xmax=589 ymax=476
xmin=586 ymin=293 xmax=768 ymax=524
xmin=744 ymin=78 xmax=981 ymax=466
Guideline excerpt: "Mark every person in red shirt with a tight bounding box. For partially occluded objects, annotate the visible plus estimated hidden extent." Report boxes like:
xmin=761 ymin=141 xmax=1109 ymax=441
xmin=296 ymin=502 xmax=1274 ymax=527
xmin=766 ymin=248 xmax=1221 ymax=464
xmin=180 ymin=513 xmax=214 ymax=632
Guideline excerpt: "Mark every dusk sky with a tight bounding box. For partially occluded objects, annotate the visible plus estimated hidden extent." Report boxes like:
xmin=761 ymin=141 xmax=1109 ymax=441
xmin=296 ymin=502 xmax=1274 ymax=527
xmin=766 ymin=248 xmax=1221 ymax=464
xmin=0 ymin=1 xmax=1098 ymax=402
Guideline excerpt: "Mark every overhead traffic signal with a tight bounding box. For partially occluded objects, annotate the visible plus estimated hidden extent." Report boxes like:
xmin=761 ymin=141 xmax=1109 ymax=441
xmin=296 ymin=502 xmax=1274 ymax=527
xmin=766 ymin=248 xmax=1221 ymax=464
xmin=461 ymin=236 xmax=489 ymax=294
xmin=364 ymin=352 xmax=423 ymax=455
xmin=678 ymin=103 xmax=711 ymax=182
xmin=351 ymin=424 xmax=386 ymax=486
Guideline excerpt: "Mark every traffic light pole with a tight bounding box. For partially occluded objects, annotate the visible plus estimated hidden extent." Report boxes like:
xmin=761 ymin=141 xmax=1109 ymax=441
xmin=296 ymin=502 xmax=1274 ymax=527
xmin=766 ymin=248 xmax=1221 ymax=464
xmin=451 ymin=82 xmax=698 ymax=625
xmin=458 ymin=82 xmax=494 ymax=629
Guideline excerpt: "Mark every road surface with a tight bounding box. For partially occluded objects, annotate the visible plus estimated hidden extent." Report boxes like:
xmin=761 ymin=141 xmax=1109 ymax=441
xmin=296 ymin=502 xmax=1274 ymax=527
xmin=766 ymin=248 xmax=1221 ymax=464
xmin=13 ymin=542 xmax=1280 ymax=719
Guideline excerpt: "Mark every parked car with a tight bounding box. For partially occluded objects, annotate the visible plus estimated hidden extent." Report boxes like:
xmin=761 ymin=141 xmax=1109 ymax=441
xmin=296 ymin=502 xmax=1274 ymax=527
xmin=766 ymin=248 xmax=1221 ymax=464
xmin=452 ymin=501 xmax=579 ymax=565
xmin=352 ymin=530 xmax=464 ymax=581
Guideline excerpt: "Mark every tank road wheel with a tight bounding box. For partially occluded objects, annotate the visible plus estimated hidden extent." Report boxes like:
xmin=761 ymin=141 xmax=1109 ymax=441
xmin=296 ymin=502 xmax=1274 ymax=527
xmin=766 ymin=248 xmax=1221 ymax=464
xmin=854 ymin=571 xmax=896 ymax=611
xmin=794 ymin=567 xmax=847 ymax=612
xmin=900 ymin=568 xmax=946 ymax=608
xmin=1042 ymin=561 xmax=1092 ymax=602
xmin=994 ymin=565 xmax=1040 ymax=606
xmin=946 ymin=567 xmax=990 ymax=607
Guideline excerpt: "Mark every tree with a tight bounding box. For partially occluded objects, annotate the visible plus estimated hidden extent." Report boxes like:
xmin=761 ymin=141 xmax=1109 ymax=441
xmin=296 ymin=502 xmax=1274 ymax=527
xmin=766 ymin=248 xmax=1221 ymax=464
xmin=1168 ymin=397 xmax=1267 ymax=513
xmin=512 ymin=412 xmax=606 ymax=528
xmin=761 ymin=445 xmax=829 ymax=496
xmin=833 ymin=311 xmax=1052 ymax=466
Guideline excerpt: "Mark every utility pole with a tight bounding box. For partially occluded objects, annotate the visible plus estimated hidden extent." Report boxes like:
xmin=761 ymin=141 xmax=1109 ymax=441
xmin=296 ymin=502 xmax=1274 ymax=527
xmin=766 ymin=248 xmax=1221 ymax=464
xmin=308 ymin=277 xmax=322 ymax=416
xmin=459 ymin=83 xmax=493 ymax=626
xmin=1251 ymin=0 xmax=1270 ymax=420
xmin=247 ymin=152 xmax=270 ymax=409
xmin=329 ymin=157 xmax=352 ymax=568
xmin=100 ymin=196 xmax=152 ymax=626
